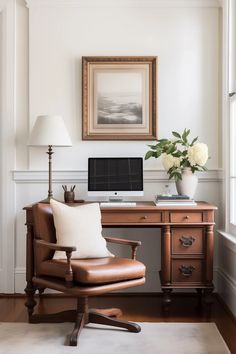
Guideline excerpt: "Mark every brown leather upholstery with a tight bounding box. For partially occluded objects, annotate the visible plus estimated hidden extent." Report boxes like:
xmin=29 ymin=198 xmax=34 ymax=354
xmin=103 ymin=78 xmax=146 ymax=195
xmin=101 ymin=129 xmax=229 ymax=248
xmin=38 ymin=257 xmax=145 ymax=284
xmin=32 ymin=203 xmax=56 ymax=271
xmin=33 ymin=203 xmax=145 ymax=286
xmin=28 ymin=202 xmax=146 ymax=345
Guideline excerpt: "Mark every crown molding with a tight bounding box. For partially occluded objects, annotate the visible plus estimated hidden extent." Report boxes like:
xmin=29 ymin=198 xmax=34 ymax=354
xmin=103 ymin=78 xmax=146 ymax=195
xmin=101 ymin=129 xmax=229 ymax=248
xmin=25 ymin=0 xmax=221 ymax=8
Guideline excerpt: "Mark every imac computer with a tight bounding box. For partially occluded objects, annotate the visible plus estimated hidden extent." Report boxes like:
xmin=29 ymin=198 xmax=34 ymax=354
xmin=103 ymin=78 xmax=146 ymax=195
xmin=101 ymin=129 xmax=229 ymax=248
xmin=88 ymin=157 xmax=143 ymax=206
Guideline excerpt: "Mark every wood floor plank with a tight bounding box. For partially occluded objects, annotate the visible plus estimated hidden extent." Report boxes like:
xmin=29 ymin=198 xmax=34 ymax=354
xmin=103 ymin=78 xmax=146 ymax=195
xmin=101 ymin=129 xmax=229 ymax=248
xmin=0 ymin=294 xmax=235 ymax=353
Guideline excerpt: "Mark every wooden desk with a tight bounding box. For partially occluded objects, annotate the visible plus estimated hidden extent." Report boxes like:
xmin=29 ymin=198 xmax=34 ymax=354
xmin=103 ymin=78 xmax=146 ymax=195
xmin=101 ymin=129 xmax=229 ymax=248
xmin=24 ymin=201 xmax=217 ymax=304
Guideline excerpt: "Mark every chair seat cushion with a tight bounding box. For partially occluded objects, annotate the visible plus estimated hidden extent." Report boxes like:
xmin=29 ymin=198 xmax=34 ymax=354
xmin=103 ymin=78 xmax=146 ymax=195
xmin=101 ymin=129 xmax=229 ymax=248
xmin=38 ymin=257 xmax=146 ymax=284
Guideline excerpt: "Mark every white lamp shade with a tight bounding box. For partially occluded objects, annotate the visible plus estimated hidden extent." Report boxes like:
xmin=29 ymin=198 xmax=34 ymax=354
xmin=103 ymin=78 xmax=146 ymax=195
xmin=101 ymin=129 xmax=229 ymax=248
xmin=28 ymin=115 xmax=72 ymax=147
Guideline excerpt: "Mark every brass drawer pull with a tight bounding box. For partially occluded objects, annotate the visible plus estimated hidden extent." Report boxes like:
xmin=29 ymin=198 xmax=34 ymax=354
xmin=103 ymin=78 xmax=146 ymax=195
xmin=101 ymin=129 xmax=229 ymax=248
xmin=179 ymin=265 xmax=195 ymax=277
xmin=179 ymin=236 xmax=196 ymax=247
xmin=184 ymin=215 xmax=190 ymax=220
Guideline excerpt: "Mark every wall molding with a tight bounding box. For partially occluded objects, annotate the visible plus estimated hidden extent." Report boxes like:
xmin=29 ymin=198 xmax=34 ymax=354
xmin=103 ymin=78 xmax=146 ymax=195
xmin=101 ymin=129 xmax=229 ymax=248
xmin=12 ymin=169 xmax=223 ymax=184
xmin=25 ymin=0 xmax=221 ymax=9
xmin=215 ymin=266 xmax=236 ymax=316
xmin=218 ymin=230 xmax=236 ymax=253
xmin=216 ymin=267 xmax=236 ymax=291
xmin=0 ymin=269 xmax=3 ymax=292
xmin=0 ymin=0 xmax=16 ymax=293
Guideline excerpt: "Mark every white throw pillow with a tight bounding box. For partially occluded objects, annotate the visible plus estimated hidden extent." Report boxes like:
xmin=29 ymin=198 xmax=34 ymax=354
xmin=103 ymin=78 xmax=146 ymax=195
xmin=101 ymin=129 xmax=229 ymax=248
xmin=50 ymin=199 xmax=113 ymax=259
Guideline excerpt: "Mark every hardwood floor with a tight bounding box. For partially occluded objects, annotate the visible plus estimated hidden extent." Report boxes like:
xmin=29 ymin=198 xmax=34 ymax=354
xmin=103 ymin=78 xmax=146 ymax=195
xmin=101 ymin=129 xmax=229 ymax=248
xmin=0 ymin=293 xmax=235 ymax=353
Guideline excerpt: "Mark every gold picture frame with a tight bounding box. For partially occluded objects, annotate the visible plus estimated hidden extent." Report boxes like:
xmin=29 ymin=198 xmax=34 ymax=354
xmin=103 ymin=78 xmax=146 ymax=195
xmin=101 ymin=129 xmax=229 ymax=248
xmin=82 ymin=56 xmax=157 ymax=140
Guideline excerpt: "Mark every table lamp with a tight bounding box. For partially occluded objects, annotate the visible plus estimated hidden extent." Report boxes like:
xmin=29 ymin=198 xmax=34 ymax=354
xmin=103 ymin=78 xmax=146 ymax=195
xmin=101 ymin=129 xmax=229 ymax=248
xmin=28 ymin=115 xmax=72 ymax=203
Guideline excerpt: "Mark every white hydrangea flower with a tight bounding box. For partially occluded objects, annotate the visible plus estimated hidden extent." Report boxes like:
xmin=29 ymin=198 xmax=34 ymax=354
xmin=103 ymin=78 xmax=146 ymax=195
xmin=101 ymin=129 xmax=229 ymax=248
xmin=187 ymin=143 xmax=208 ymax=166
xmin=162 ymin=153 xmax=180 ymax=171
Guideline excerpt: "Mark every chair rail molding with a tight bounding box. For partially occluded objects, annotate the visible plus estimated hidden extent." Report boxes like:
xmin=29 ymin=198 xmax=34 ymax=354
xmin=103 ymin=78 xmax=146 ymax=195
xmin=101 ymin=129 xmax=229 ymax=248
xmin=25 ymin=0 xmax=221 ymax=8
xmin=12 ymin=169 xmax=223 ymax=184
xmin=0 ymin=0 xmax=16 ymax=293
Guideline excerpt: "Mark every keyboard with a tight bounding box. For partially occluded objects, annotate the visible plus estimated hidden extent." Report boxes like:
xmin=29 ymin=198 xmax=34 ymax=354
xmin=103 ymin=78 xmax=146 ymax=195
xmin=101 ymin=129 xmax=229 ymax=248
xmin=100 ymin=202 xmax=137 ymax=208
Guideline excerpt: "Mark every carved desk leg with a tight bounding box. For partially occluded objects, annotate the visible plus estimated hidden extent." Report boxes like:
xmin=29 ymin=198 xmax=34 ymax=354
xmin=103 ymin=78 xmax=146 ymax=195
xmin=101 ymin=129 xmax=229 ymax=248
xmin=24 ymin=223 xmax=37 ymax=321
xmin=162 ymin=225 xmax=172 ymax=308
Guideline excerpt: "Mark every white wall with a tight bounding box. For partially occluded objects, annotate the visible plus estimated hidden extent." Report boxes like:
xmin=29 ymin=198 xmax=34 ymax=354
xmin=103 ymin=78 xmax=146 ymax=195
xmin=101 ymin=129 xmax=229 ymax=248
xmin=1 ymin=0 xmax=223 ymax=294
xmin=27 ymin=4 xmax=220 ymax=171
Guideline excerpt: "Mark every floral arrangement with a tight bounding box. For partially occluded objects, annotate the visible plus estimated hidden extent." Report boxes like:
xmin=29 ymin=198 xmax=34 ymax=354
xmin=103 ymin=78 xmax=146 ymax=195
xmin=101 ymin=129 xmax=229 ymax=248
xmin=145 ymin=129 xmax=208 ymax=181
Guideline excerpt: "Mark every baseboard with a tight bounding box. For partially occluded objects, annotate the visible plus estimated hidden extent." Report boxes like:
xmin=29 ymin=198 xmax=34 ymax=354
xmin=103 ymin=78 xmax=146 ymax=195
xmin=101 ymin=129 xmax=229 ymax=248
xmin=215 ymin=267 xmax=236 ymax=318
xmin=0 ymin=268 xmax=3 ymax=293
xmin=0 ymin=292 xmax=217 ymax=298
xmin=214 ymin=293 xmax=236 ymax=324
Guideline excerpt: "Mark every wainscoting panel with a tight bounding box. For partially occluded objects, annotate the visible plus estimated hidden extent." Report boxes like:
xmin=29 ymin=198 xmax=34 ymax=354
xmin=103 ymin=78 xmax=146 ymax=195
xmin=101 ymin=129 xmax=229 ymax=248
xmin=14 ymin=169 xmax=222 ymax=293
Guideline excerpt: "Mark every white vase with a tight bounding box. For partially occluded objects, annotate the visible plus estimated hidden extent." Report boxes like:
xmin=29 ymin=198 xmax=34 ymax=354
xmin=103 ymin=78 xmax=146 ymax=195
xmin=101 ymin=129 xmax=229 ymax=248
xmin=175 ymin=168 xmax=198 ymax=199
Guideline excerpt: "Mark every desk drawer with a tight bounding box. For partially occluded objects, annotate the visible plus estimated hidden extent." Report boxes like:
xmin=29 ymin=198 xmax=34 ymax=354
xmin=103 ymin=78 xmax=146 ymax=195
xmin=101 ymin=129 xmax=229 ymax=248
xmin=102 ymin=211 xmax=162 ymax=224
xmin=172 ymin=228 xmax=204 ymax=255
xmin=172 ymin=259 xmax=203 ymax=283
xmin=170 ymin=212 xmax=203 ymax=223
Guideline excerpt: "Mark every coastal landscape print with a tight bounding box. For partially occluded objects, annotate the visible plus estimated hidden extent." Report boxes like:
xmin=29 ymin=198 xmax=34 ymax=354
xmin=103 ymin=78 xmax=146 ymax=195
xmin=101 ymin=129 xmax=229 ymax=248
xmin=82 ymin=56 xmax=157 ymax=140
xmin=96 ymin=71 xmax=143 ymax=125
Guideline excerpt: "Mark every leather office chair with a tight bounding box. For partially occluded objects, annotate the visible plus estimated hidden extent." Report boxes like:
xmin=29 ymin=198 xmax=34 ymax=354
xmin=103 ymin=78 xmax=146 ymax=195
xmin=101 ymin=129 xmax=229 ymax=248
xmin=27 ymin=203 xmax=146 ymax=346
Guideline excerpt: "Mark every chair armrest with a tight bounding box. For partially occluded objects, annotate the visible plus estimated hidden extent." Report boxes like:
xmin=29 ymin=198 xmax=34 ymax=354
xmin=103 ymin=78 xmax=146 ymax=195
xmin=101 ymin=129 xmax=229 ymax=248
xmin=35 ymin=239 xmax=76 ymax=287
xmin=104 ymin=237 xmax=141 ymax=260
xmin=104 ymin=237 xmax=141 ymax=247
xmin=35 ymin=239 xmax=76 ymax=253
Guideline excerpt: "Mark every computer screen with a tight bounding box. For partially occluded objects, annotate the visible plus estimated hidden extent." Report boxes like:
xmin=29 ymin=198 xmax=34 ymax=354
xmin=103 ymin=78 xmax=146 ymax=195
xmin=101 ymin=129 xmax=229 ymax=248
xmin=88 ymin=157 xmax=143 ymax=197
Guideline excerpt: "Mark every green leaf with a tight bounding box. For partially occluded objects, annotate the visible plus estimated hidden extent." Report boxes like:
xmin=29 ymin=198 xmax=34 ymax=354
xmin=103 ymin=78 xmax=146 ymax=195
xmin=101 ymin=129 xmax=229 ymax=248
xmin=168 ymin=171 xmax=182 ymax=181
xmin=148 ymin=144 xmax=158 ymax=150
xmin=181 ymin=128 xmax=190 ymax=145
xmin=172 ymin=151 xmax=182 ymax=158
xmin=145 ymin=150 xmax=154 ymax=160
xmin=153 ymin=150 xmax=162 ymax=158
xmin=173 ymin=139 xmax=181 ymax=145
xmin=181 ymin=159 xmax=190 ymax=168
xmin=157 ymin=139 xmax=169 ymax=143
xmin=175 ymin=172 xmax=182 ymax=180
xmin=166 ymin=144 xmax=176 ymax=154
xmin=190 ymin=137 xmax=198 ymax=146
xmin=172 ymin=131 xmax=181 ymax=138
xmin=168 ymin=166 xmax=176 ymax=173
xmin=182 ymin=129 xmax=187 ymax=140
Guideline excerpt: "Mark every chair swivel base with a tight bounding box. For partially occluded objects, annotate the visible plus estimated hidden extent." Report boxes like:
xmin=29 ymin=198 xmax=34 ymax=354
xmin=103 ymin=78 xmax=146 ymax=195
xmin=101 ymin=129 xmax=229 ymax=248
xmin=69 ymin=308 xmax=141 ymax=347
xmin=28 ymin=297 xmax=141 ymax=347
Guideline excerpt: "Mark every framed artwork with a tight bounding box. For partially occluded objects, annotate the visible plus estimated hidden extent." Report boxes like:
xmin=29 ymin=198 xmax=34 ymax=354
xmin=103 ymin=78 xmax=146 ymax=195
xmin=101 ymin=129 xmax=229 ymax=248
xmin=82 ymin=56 xmax=157 ymax=140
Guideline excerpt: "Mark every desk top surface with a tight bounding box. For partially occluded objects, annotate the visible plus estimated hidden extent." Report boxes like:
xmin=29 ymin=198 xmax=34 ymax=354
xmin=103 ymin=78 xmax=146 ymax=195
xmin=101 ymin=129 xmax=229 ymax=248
xmin=100 ymin=201 xmax=217 ymax=210
xmin=24 ymin=201 xmax=217 ymax=211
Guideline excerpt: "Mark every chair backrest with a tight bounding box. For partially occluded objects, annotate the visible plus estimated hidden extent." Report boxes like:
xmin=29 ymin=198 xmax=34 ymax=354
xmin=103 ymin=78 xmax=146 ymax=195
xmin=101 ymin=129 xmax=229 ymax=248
xmin=32 ymin=203 xmax=56 ymax=272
